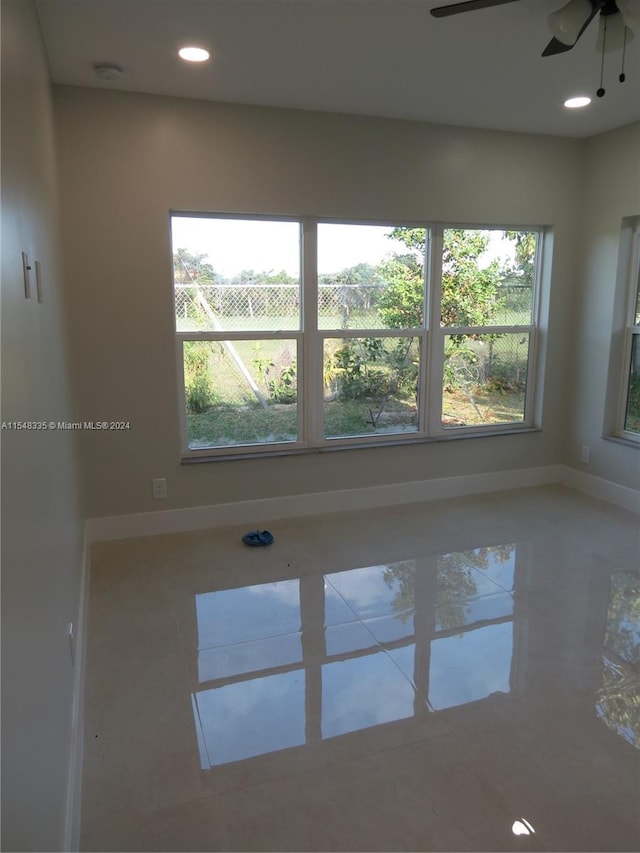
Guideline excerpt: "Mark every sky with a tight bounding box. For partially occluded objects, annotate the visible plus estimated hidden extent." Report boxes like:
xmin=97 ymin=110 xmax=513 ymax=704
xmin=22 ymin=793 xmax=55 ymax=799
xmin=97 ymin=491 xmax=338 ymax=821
xmin=171 ymin=216 xmax=514 ymax=278
xmin=172 ymin=217 xmax=411 ymax=277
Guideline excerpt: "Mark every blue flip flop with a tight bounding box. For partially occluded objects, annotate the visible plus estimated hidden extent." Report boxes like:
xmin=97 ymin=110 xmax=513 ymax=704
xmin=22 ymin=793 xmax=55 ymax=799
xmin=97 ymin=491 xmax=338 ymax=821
xmin=242 ymin=529 xmax=274 ymax=547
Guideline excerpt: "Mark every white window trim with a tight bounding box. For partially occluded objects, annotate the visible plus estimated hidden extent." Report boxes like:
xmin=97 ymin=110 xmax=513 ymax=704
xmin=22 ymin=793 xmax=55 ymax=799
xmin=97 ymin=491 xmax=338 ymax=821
xmin=172 ymin=214 xmax=546 ymax=461
xmin=426 ymin=222 xmax=542 ymax=440
xmin=611 ymin=219 xmax=640 ymax=445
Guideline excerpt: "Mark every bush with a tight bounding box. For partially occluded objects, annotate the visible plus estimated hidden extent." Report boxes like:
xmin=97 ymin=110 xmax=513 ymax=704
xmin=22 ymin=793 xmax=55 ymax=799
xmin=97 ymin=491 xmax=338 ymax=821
xmin=626 ymin=373 xmax=640 ymax=432
xmin=330 ymin=340 xmax=393 ymax=401
xmin=252 ymin=344 xmax=297 ymax=405
xmin=184 ymin=342 xmax=217 ymax=413
xmin=268 ymin=363 xmax=297 ymax=403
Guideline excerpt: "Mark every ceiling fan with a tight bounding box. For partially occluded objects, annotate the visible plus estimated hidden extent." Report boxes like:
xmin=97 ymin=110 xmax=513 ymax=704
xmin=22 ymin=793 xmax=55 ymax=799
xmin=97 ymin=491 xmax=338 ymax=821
xmin=430 ymin=0 xmax=639 ymax=58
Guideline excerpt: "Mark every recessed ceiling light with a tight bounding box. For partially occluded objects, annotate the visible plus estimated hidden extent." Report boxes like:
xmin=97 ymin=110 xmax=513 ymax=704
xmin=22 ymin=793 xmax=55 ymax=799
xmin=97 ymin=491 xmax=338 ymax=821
xmin=512 ymin=818 xmax=536 ymax=837
xmin=178 ymin=46 xmax=210 ymax=63
xmin=564 ymin=96 xmax=591 ymax=109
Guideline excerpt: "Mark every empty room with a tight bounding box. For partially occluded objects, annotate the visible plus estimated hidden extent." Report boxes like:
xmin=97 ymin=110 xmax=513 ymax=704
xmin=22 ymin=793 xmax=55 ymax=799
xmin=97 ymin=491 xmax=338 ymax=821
xmin=2 ymin=0 xmax=639 ymax=851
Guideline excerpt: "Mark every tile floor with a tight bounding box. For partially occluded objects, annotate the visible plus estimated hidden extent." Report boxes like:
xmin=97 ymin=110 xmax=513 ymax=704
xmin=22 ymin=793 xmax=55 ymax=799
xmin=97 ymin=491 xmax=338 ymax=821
xmin=80 ymin=485 xmax=640 ymax=851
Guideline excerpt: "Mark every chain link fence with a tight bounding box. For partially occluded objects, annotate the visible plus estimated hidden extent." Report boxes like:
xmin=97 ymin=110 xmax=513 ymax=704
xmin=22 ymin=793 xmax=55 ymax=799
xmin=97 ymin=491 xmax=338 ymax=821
xmin=175 ymin=282 xmax=390 ymax=330
xmin=175 ymin=282 xmax=531 ymax=331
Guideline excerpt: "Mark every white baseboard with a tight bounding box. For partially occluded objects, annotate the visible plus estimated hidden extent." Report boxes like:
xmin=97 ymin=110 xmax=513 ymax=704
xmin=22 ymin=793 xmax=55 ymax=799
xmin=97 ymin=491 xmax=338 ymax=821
xmin=559 ymin=465 xmax=640 ymax=514
xmin=86 ymin=464 xmax=564 ymax=543
xmin=85 ymin=465 xmax=638 ymax=545
xmin=63 ymin=534 xmax=90 ymax=852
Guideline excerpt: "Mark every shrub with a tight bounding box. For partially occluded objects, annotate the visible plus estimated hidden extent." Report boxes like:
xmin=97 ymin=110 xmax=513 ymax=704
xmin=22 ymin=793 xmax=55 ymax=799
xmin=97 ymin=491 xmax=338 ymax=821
xmin=184 ymin=342 xmax=216 ymax=413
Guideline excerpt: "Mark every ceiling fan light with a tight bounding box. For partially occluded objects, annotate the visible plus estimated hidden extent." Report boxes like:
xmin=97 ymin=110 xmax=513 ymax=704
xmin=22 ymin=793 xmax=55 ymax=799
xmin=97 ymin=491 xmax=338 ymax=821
xmin=596 ymin=11 xmax=636 ymax=51
xmin=564 ymin=95 xmax=591 ymax=107
xmin=548 ymin=0 xmax=593 ymax=45
xmin=617 ymin=0 xmax=640 ymax=34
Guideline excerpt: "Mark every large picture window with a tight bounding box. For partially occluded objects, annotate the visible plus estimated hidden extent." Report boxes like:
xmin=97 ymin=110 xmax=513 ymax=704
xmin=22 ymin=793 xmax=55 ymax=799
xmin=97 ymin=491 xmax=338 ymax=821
xmin=172 ymin=214 xmax=544 ymax=459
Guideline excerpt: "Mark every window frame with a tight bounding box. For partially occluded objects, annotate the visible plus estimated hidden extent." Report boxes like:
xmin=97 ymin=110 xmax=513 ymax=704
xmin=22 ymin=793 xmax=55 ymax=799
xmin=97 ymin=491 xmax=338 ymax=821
xmin=427 ymin=223 xmax=543 ymax=438
xmin=172 ymin=212 xmax=546 ymax=461
xmin=313 ymin=217 xmax=431 ymax=446
xmin=173 ymin=212 xmax=307 ymax=458
xmin=615 ymin=220 xmax=640 ymax=444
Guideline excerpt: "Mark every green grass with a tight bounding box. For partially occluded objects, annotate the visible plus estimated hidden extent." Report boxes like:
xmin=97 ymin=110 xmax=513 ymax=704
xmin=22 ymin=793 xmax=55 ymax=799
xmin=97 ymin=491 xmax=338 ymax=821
xmin=186 ymin=387 xmax=525 ymax=448
xmin=442 ymin=387 xmax=525 ymax=427
xmin=177 ymin=315 xmax=301 ymax=333
xmin=176 ymin=310 xmax=389 ymax=333
xmin=187 ymin=404 xmax=298 ymax=448
xmin=178 ymin=309 xmax=533 ymax=334
xmin=624 ymin=374 xmax=640 ymax=433
xmin=181 ymin=313 xmax=533 ymax=447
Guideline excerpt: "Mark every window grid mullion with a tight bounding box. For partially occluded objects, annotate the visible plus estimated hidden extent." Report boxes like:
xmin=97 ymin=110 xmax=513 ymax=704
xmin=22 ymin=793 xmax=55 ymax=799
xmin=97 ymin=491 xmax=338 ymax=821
xmin=176 ymin=337 xmax=189 ymax=454
xmin=426 ymin=225 xmax=444 ymax=435
xmin=176 ymin=330 xmax=300 ymax=343
xmin=440 ymin=324 xmax=534 ymax=336
xmin=621 ymin=329 xmax=640 ymax=440
xmin=524 ymin=230 xmax=545 ymax=427
xmin=302 ymin=218 xmax=321 ymax=445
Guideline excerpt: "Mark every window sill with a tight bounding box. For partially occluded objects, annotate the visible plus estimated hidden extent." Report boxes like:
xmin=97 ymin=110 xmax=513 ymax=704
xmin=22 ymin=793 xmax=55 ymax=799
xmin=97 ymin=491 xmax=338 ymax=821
xmin=180 ymin=426 xmax=542 ymax=463
xmin=602 ymin=434 xmax=640 ymax=450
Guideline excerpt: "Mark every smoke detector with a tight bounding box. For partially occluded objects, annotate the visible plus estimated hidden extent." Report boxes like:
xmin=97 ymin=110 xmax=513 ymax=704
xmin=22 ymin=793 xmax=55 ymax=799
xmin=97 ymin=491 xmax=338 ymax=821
xmin=93 ymin=63 xmax=123 ymax=82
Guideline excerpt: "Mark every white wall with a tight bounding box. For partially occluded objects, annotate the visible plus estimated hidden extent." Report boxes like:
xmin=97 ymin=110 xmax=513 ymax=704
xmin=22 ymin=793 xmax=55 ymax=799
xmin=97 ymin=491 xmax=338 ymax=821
xmin=54 ymin=86 xmax=586 ymax=519
xmin=0 ymin=3 xmax=85 ymax=850
xmin=570 ymin=121 xmax=640 ymax=490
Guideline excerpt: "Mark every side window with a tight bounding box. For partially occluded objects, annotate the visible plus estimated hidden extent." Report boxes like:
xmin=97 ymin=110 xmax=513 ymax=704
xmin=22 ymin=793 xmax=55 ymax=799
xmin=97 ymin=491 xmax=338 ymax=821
xmin=620 ymin=224 xmax=640 ymax=439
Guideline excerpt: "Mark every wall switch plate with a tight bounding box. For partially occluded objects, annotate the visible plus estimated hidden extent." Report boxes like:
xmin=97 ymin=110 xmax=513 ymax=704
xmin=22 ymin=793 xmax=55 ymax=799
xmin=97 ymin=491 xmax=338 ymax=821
xmin=68 ymin=622 xmax=75 ymax=666
xmin=152 ymin=477 xmax=167 ymax=499
xmin=21 ymin=252 xmax=31 ymax=298
xmin=35 ymin=260 xmax=43 ymax=303
xmin=580 ymin=445 xmax=591 ymax=464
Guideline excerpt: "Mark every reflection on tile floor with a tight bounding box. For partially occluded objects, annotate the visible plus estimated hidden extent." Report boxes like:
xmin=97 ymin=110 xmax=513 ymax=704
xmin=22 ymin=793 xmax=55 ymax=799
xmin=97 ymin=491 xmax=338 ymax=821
xmin=81 ymin=485 xmax=640 ymax=851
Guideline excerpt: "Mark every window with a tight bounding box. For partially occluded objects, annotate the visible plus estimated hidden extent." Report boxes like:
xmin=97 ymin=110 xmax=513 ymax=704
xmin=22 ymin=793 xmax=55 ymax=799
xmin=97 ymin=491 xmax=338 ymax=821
xmin=437 ymin=228 xmax=537 ymax=431
xmin=618 ymin=222 xmax=640 ymax=441
xmin=171 ymin=215 xmax=544 ymax=459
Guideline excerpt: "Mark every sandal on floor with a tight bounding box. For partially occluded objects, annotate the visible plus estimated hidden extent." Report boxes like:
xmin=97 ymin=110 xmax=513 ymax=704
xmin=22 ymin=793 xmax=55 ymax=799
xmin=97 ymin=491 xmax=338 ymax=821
xmin=242 ymin=529 xmax=274 ymax=547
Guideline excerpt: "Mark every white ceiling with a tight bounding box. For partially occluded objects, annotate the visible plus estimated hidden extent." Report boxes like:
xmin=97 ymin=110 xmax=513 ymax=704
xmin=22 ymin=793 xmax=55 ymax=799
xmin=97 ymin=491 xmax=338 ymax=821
xmin=35 ymin=0 xmax=640 ymax=138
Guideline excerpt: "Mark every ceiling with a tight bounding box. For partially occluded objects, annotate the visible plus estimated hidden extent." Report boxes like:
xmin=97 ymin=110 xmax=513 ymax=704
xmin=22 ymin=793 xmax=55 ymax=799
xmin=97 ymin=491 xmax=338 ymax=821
xmin=34 ymin=0 xmax=640 ymax=138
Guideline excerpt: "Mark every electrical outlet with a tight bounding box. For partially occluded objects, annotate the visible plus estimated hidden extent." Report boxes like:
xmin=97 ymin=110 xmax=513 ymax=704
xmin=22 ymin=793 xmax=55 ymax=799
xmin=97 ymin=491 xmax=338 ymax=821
xmin=580 ymin=445 xmax=591 ymax=464
xmin=152 ymin=477 xmax=167 ymax=499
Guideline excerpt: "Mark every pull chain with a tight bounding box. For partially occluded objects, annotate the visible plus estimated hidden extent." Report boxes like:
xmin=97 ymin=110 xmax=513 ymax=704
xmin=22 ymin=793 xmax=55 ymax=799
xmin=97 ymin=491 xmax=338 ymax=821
xmin=597 ymin=15 xmax=608 ymax=98
xmin=620 ymin=25 xmax=628 ymax=83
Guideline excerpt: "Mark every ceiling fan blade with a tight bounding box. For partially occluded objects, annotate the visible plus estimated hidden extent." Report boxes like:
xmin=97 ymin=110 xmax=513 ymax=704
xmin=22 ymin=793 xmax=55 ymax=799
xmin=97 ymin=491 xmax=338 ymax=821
xmin=541 ymin=36 xmax=575 ymax=55
xmin=430 ymin=0 xmax=522 ymax=18
xmin=541 ymin=0 xmax=601 ymax=56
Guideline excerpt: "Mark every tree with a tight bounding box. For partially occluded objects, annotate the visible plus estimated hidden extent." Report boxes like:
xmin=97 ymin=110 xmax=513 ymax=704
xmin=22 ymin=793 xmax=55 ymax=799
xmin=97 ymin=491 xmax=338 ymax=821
xmin=441 ymin=229 xmax=503 ymax=327
xmin=382 ymin=545 xmax=516 ymax=632
xmin=173 ymin=248 xmax=219 ymax=285
xmin=377 ymin=253 xmax=425 ymax=328
xmin=173 ymin=248 xmax=223 ymax=328
xmin=373 ymin=229 xmax=506 ymax=421
xmin=319 ymin=262 xmax=385 ymax=327
xmin=378 ymin=227 xmax=503 ymax=330
xmin=504 ymin=231 xmax=537 ymax=284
